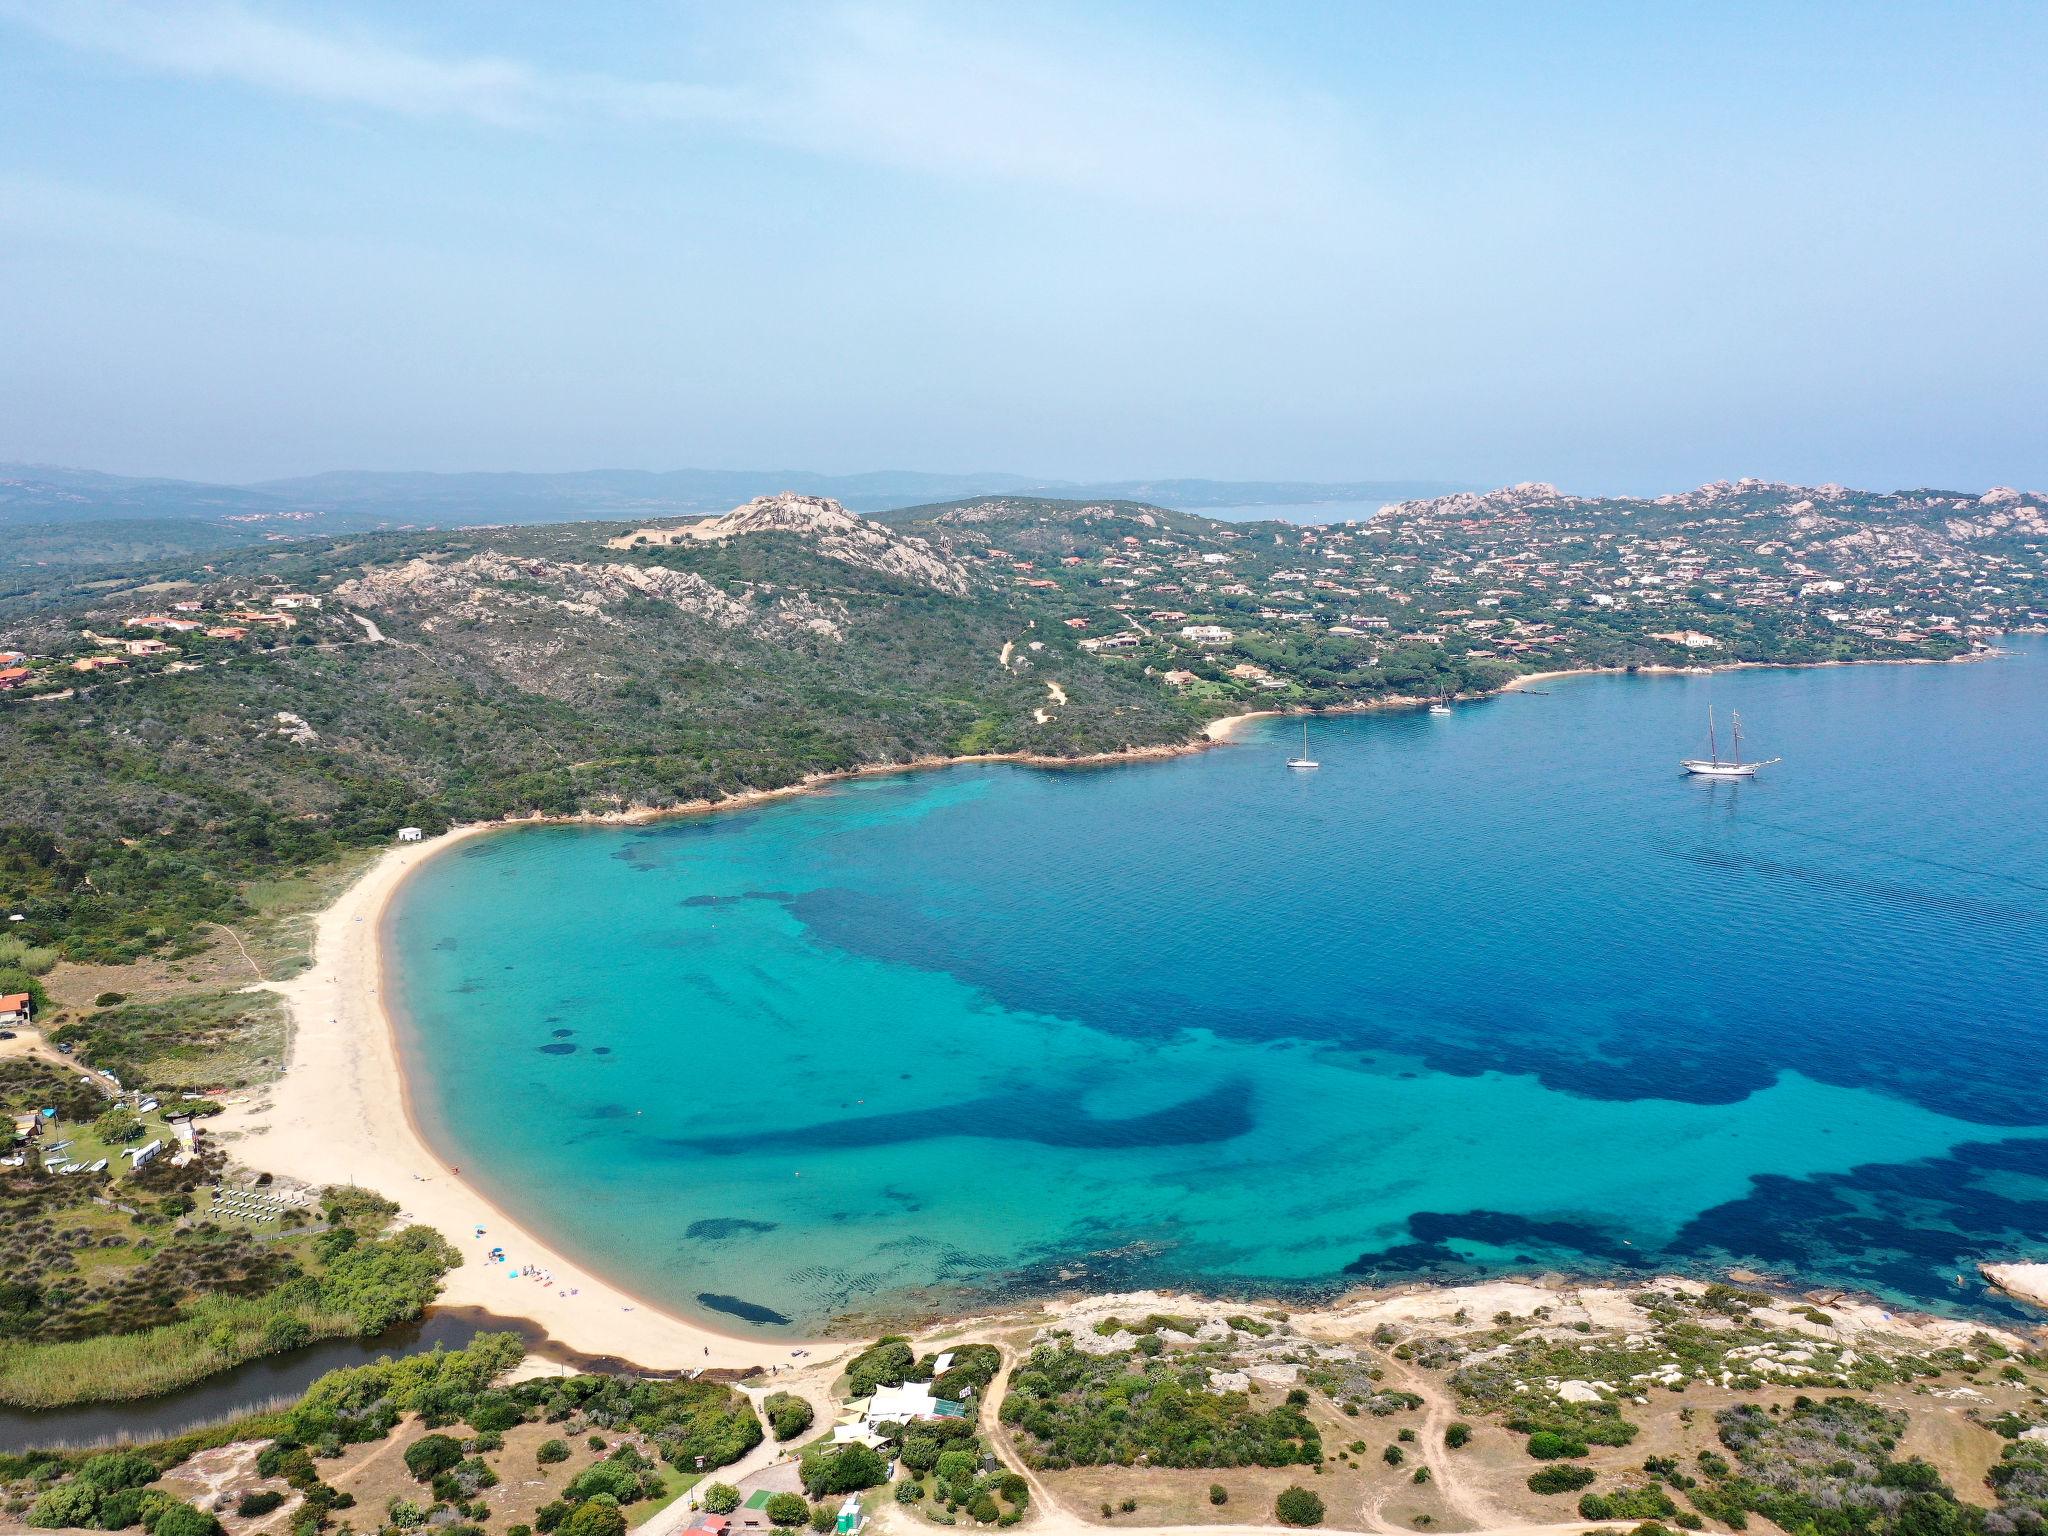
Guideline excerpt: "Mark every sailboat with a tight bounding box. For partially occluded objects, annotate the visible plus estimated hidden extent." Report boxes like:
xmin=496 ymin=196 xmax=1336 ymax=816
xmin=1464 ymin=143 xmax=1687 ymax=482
xmin=1681 ymin=705 xmax=1779 ymax=779
xmin=1286 ymin=719 xmax=1319 ymax=770
xmin=1428 ymin=692 xmax=1453 ymax=716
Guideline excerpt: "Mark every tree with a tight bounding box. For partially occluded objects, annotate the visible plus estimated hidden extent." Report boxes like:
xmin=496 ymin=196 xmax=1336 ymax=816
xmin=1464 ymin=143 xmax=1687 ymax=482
xmin=701 ymin=1485 xmax=742 ymax=1515
xmin=538 ymin=1439 xmax=571 ymax=1466
xmin=1209 ymin=1486 xmax=1228 ymax=1506
xmin=764 ymin=1493 xmax=810 ymax=1528
xmin=1275 ymin=1487 xmax=1325 ymax=1528
xmin=808 ymin=1504 xmax=837 ymax=1532
xmin=405 ymin=1433 xmax=465 ymax=1482
xmin=1445 ymin=1423 xmax=1471 ymax=1449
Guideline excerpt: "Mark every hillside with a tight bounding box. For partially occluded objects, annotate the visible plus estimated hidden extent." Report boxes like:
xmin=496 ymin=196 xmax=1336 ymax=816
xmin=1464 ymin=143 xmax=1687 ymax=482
xmin=0 ymin=462 xmax=1469 ymax=529
xmin=0 ymin=482 xmax=2040 ymax=966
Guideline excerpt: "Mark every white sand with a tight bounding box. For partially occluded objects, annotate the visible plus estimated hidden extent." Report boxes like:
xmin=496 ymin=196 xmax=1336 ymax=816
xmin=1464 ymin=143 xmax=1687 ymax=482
xmin=224 ymin=825 xmax=810 ymax=1370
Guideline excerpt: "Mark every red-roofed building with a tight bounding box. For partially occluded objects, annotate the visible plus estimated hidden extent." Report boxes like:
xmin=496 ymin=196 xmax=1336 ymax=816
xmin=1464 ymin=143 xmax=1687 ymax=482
xmin=0 ymin=666 xmax=31 ymax=690
xmin=0 ymin=993 xmax=30 ymax=1025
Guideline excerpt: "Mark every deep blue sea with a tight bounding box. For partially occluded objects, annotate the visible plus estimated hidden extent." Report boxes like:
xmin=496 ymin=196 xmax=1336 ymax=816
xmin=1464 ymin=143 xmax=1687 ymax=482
xmin=389 ymin=640 xmax=2048 ymax=1333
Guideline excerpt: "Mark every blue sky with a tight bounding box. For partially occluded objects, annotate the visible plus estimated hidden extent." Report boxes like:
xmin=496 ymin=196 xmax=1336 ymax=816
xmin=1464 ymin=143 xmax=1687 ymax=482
xmin=1 ymin=1 xmax=2043 ymax=493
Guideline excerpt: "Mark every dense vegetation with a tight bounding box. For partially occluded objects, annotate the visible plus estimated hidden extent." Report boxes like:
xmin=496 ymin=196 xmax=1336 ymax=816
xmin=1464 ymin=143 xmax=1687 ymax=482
xmin=0 ymin=1113 xmax=458 ymax=1408
xmin=1000 ymin=1342 xmax=1322 ymax=1469
xmin=1678 ymin=1396 xmax=1977 ymax=1536
xmin=3 ymin=1334 xmax=762 ymax=1536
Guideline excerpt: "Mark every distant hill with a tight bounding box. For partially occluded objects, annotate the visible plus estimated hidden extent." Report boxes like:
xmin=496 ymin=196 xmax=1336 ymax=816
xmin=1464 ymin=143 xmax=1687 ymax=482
xmin=0 ymin=462 xmax=1472 ymax=532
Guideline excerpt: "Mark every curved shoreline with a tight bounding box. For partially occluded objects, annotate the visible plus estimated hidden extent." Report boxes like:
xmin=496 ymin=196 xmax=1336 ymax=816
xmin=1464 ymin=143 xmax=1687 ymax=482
xmin=225 ymin=825 xmax=800 ymax=1372
xmin=224 ymin=643 xmax=2014 ymax=1366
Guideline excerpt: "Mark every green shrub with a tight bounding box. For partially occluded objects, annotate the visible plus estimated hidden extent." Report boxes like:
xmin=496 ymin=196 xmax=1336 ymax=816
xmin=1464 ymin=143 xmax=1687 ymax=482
xmin=764 ymin=1492 xmax=810 ymax=1527
xmin=238 ymin=1491 xmax=287 ymax=1517
xmin=846 ymin=1337 xmax=920 ymax=1398
xmin=800 ymin=1443 xmax=889 ymax=1497
xmin=148 ymin=1504 xmax=222 ymax=1536
xmin=1275 ymin=1486 xmax=1325 ymax=1527
xmin=1528 ymin=1465 xmax=1596 ymax=1495
xmin=538 ymin=1438 xmax=571 ymax=1466
xmin=1526 ymin=1430 xmax=1589 ymax=1460
xmin=1209 ymin=1485 xmax=1228 ymax=1505
xmin=560 ymin=1496 xmax=627 ymax=1536
xmin=1445 ymin=1422 xmax=1471 ymax=1449
xmin=405 ymin=1433 xmax=465 ymax=1482
xmin=765 ymin=1391 xmax=815 ymax=1442
xmin=701 ymin=1484 xmax=741 ymax=1514
xmin=895 ymin=1481 xmax=926 ymax=1504
xmin=1579 ymin=1487 xmax=1678 ymax=1522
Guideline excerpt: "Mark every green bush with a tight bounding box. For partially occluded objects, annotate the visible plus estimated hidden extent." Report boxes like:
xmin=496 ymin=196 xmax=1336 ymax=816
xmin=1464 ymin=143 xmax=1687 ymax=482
xmin=405 ymin=1433 xmax=465 ymax=1482
xmin=1528 ymin=1465 xmax=1596 ymax=1495
xmin=895 ymin=1481 xmax=925 ymax=1504
xmin=1579 ymin=1487 xmax=1678 ymax=1522
xmin=764 ymin=1492 xmax=810 ymax=1527
xmin=28 ymin=1480 xmax=102 ymax=1528
xmin=765 ymin=1391 xmax=816 ymax=1442
xmin=238 ymin=1491 xmax=287 ymax=1517
xmin=846 ymin=1338 xmax=919 ymax=1398
xmin=560 ymin=1496 xmax=627 ymax=1536
xmin=1209 ymin=1485 xmax=1228 ymax=1505
xmin=701 ymin=1484 xmax=742 ymax=1514
xmin=1445 ymin=1422 xmax=1471 ymax=1449
xmin=809 ymin=1504 xmax=837 ymax=1532
xmin=1275 ymin=1486 xmax=1325 ymax=1527
xmin=800 ymin=1443 xmax=889 ymax=1497
xmin=1526 ymin=1430 xmax=1589 ymax=1460
xmin=538 ymin=1438 xmax=571 ymax=1465
xmin=148 ymin=1504 xmax=222 ymax=1536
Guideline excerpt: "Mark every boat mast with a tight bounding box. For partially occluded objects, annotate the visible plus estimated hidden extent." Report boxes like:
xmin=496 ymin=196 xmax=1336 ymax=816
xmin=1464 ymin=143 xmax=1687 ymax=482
xmin=1708 ymin=705 xmax=1720 ymax=767
xmin=1732 ymin=712 xmax=1743 ymax=766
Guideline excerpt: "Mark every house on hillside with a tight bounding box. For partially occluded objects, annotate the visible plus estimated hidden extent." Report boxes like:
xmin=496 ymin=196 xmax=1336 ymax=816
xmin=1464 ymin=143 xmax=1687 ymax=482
xmin=0 ymin=993 xmax=29 ymax=1026
xmin=0 ymin=666 xmax=31 ymax=690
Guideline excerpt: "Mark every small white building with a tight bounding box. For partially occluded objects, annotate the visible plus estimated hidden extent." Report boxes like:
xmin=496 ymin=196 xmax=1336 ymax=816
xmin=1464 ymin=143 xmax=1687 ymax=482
xmin=397 ymin=827 xmax=424 ymax=843
xmin=1179 ymin=624 xmax=1235 ymax=645
xmin=125 ymin=1139 xmax=163 ymax=1169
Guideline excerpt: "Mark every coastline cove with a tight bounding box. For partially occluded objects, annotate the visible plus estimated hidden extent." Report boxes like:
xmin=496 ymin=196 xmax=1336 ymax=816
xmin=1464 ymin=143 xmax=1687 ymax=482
xmin=387 ymin=640 xmax=2048 ymax=1332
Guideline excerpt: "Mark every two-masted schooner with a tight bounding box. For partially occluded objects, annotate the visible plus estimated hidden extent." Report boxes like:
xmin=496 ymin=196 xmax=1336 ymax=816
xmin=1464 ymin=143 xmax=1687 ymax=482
xmin=1681 ymin=705 xmax=1779 ymax=778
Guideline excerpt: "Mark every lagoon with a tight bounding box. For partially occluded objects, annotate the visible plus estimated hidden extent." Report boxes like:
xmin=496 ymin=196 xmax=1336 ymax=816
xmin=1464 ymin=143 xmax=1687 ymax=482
xmin=389 ymin=641 xmax=2048 ymax=1332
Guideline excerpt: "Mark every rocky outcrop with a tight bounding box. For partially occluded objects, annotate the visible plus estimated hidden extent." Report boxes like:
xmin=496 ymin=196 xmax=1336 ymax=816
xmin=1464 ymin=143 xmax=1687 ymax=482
xmin=332 ymin=551 xmax=846 ymax=641
xmin=609 ymin=492 xmax=976 ymax=597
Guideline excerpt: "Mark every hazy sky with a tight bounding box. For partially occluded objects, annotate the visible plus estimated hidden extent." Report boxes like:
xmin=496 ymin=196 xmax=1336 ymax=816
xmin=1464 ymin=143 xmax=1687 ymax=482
xmin=2 ymin=2 xmax=2043 ymax=493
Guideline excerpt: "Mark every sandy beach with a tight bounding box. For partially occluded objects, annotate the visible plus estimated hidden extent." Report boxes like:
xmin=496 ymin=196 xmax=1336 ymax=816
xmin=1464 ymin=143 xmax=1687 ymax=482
xmin=223 ymin=824 xmax=802 ymax=1372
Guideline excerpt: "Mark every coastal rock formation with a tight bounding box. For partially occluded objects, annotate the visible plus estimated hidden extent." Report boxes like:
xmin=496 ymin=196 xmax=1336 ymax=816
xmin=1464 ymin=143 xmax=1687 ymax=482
xmin=608 ymin=492 xmax=976 ymax=597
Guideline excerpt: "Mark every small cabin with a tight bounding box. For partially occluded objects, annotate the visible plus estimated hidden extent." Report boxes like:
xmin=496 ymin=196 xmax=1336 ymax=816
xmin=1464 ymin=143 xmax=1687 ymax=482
xmin=397 ymin=827 xmax=424 ymax=843
xmin=0 ymin=992 xmax=30 ymax=1026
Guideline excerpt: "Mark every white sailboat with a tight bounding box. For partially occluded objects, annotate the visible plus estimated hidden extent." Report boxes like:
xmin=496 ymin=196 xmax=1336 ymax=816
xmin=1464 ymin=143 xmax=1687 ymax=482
xmin=1286 ymin=719 xmax=1319 ymax=770
xmin=1681 ymin=706 xmax=1778 ymax=778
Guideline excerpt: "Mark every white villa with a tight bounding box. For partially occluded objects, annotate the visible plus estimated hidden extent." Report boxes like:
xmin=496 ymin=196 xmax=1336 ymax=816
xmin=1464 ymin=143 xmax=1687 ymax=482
xmin=834 ymin=1378 xmax=966 ymax=1445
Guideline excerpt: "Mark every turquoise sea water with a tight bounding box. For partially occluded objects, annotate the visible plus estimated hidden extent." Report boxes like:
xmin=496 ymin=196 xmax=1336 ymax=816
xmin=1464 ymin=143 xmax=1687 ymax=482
xmin=390 ymin=640 xmax=2048 ymax=1332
